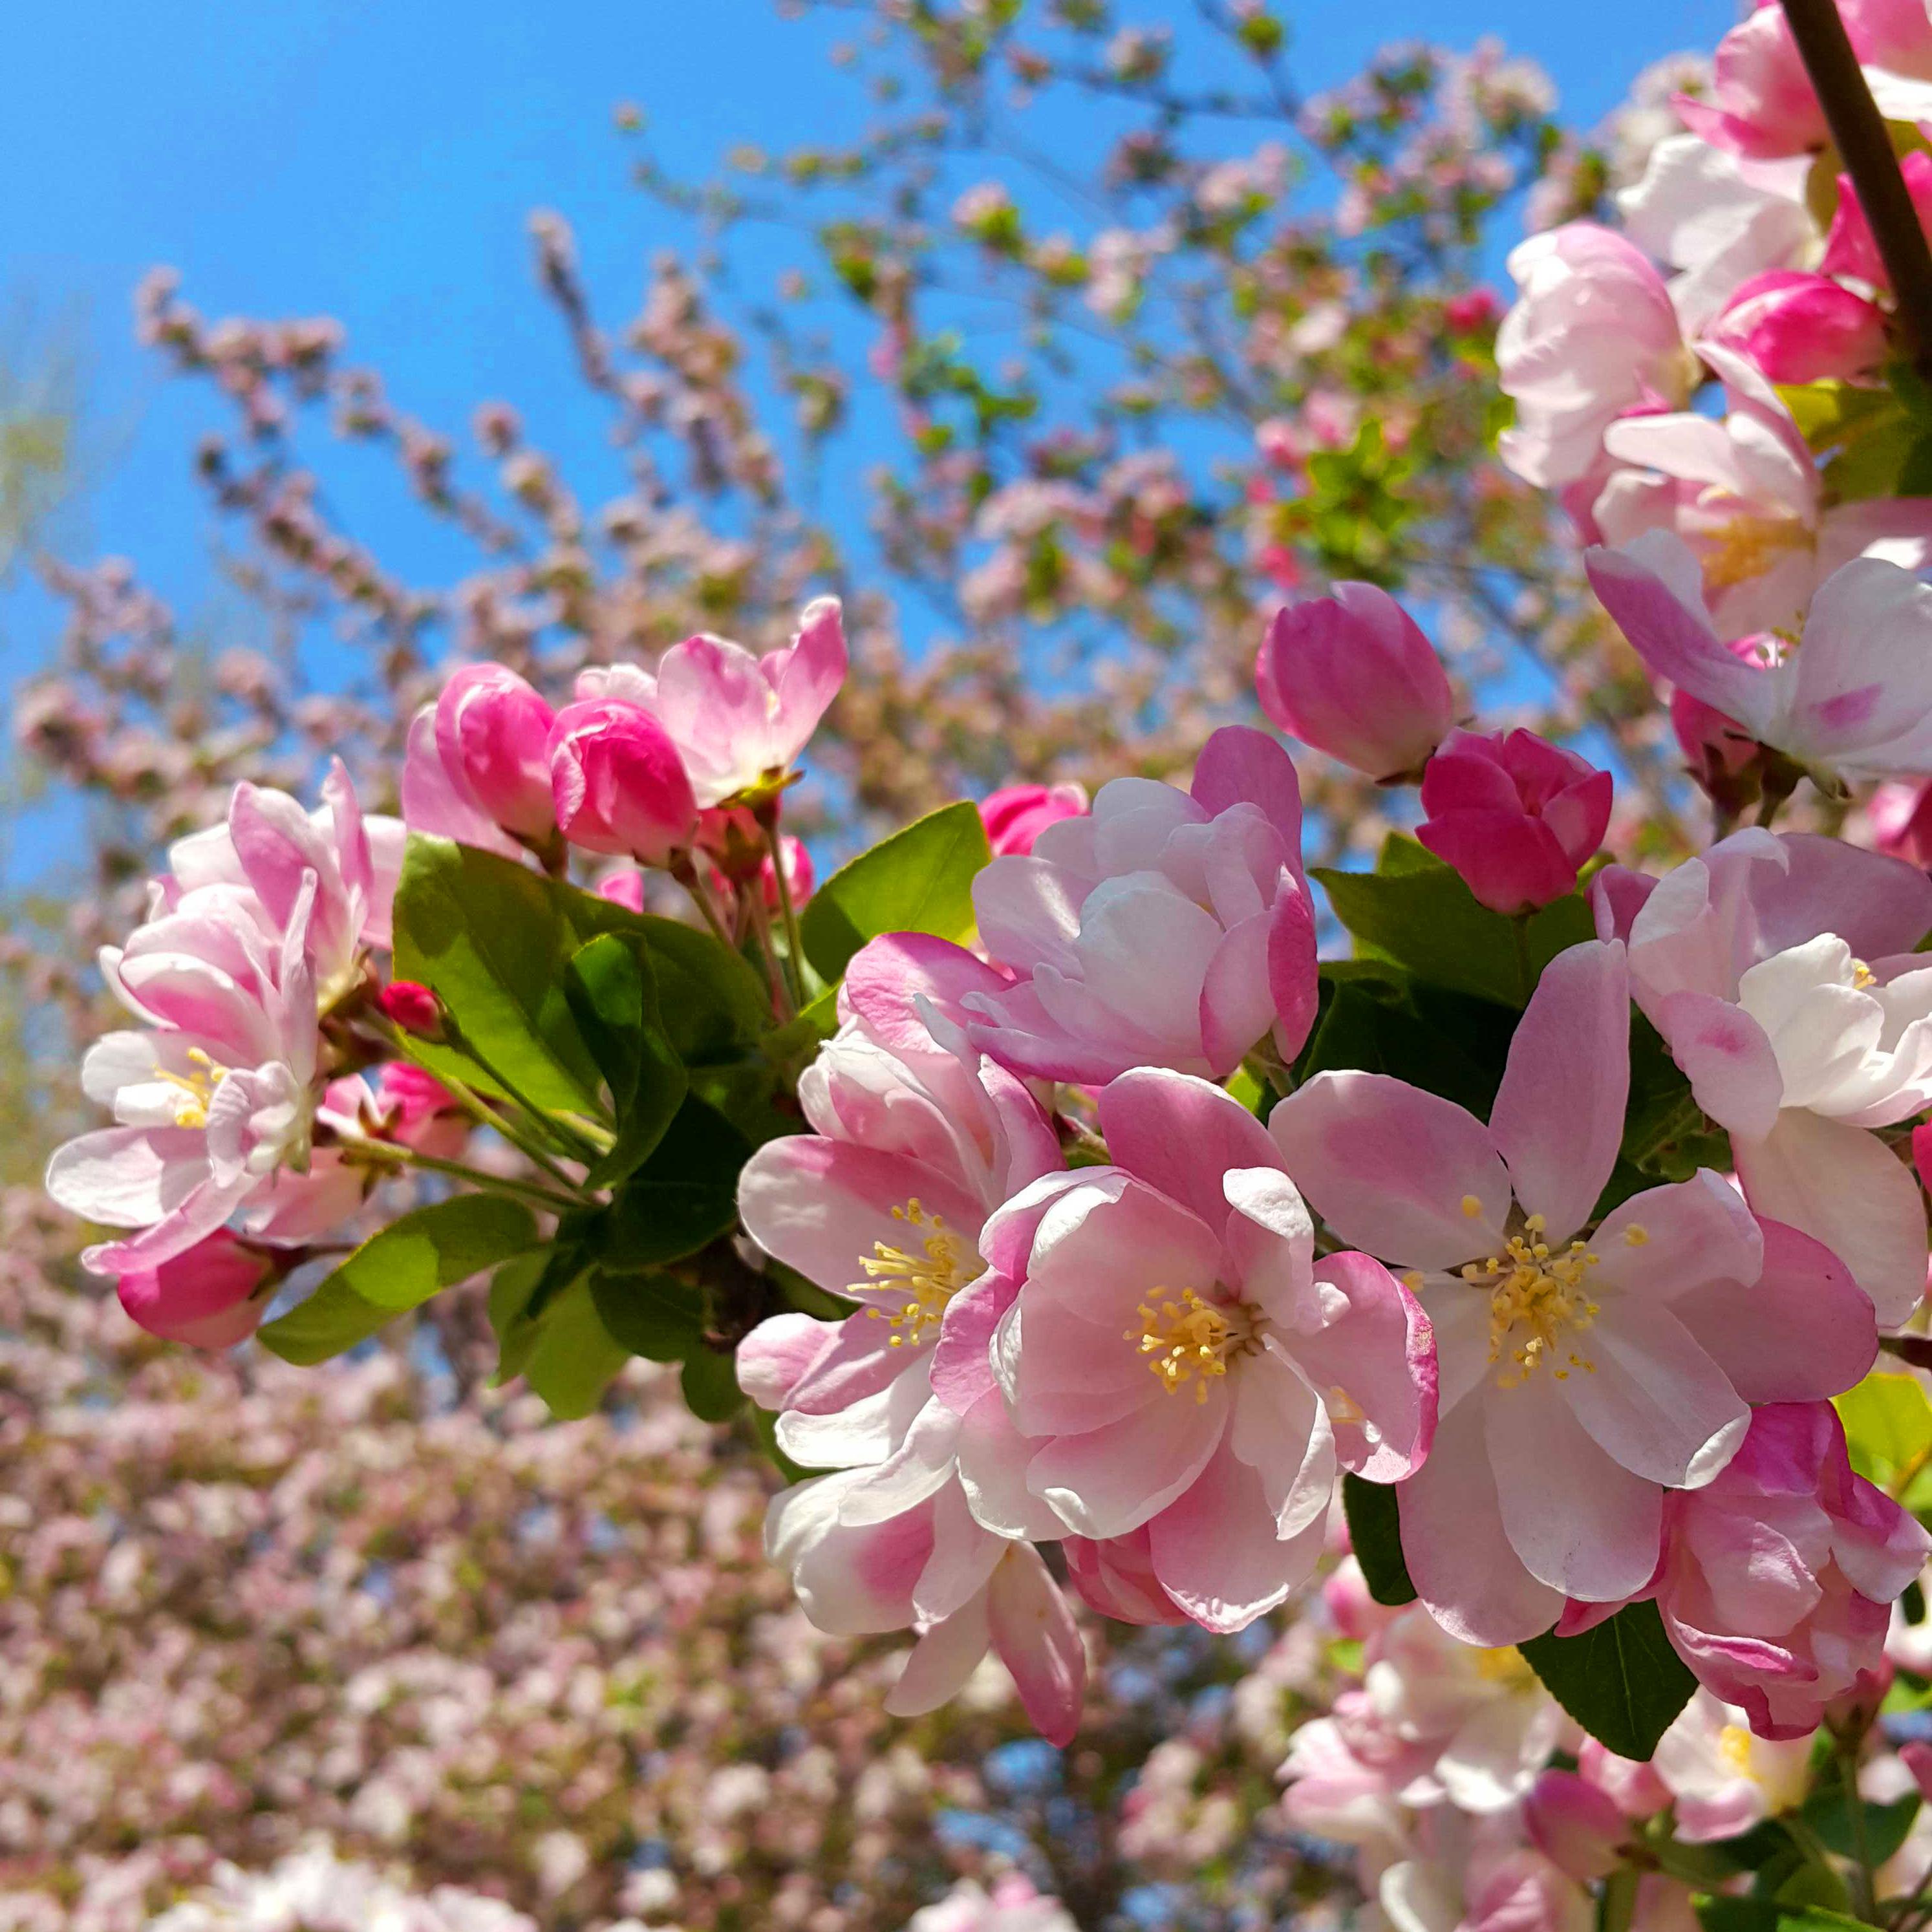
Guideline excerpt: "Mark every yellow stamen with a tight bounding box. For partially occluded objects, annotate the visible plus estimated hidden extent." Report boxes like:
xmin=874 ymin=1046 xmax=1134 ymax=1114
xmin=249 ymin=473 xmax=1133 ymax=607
xmin=151 ymin=1047 xmax=230 ymax=1131
xmin=1622 ymin=1223 xmax=1649 ymax=1248
xmin=1460 ymin=1194 xmax=1483 ymax=1219
xmin=1701 ymin=510 xmax=1810 ymax=594
xmin=857 ymin=1198 xmax=974 ymax=1349
xmin=1853 ymin=959 xmax=1876 ymax=990
xmin=1127 ymin=1287 xmax=1248 ymax=1403
xmin=1465 ymin=1219 xmax=1602 ymax=1389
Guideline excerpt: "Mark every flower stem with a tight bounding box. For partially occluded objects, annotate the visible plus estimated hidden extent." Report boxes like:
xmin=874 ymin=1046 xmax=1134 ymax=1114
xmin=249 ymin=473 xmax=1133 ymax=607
xmin=672 ymin=853 xmax=738 ymax=957
xmin=756 ymin=804 xmax=809 ymax=1011
xmin=1511 ymin=914 xmax=1534 ymax=1005
xmin=1781 ymin=0 xmax=1932 ymax=380
xmin=345 ymin=1137 xmax=581 ymax=1214
xmin=743 ymin=885 xmax=797 ymax=1022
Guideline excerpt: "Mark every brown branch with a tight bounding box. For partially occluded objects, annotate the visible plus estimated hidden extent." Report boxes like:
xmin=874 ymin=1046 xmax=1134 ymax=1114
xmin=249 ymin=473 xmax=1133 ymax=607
xmin=1781 ymin=0 xmax=1932 ymax=378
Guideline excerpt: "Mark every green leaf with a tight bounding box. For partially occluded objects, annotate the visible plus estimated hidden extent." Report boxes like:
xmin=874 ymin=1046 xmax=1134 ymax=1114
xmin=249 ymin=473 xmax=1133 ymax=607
xmin=597 ymin=1095 xmax=751 ymax=1272
xmin=1835 ymin=1369 xmax=1932 ymax=1492
xmin=1311 ymin=835 xmax=1594 ymax=1008
xmin=259 ymin=1194 xmax=540 ymax=1364
xmin=588 ymin=1268 xmax=705 ymax=1363
xmin=1693 ymin=1900 xmax=1869 ymax=1932
xmin=564 ymin=932 xmax=689 ymax=1186
xmin=392 ymin=836 xmax=766 ymax=1117
xmin=1297 ymin=965 xmax=1516 ymax=1115
xmin=799 ymin=800 xmax=992 ymax=983
xmin=521 ymin=1275 xmax=631 ymax=1420
xmin=1518 ymin=1602 xmax=1696 ymax=1759
xmin=1342 ymin=1474 xmax=1416 ymax=1606
xmin=1803 ymin=1788 xmax=1920 ymax=1867
xmin=487 ymin=1251 xmax=549 ymax=1385
xmin=680 ymin=1346 xmax=745 ymax=1422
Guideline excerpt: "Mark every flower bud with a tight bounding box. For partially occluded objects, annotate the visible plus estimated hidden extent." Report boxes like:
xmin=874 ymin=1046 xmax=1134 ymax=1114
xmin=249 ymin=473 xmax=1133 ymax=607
xmin=433 ymin=664 xmax=559 ymax=842
xmin=378 ymin=979 xmax=444 ymax=1040
xmin=549 ymin=698 xmax=700 ymax=866
xmin=114 ymin=1229 xmax=275 ymax=1349
xmin=1524 ymin=1769 xmax=1628 ymax=1881
xmin=1708 ymin=270 xmax=1888 ymax=385
xmin=1671 ymin=689 xmax=1763 ymax=818
xmin=1417 ymin=728 xmax=1613 ymax=916
xmin=1873 ymin=782 xmax=1932 ymax=868
xmin=979 ymin=782 xmax=1090 ymax=857
xmin=1256 ymin=585 xmax=1454 ymax=780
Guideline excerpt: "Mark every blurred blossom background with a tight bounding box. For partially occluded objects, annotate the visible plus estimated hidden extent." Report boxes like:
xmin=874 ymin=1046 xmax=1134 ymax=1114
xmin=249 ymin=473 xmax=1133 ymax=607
xmin=0 ymin=2 xmax=1741 ymax=1926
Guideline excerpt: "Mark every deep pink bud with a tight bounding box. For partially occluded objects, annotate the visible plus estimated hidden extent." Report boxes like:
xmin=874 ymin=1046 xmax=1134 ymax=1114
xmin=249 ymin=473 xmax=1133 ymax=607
xmin=1913 ymin=1121 xmax=1932 ymax=1194
xmin=1824 ymin=152 xmax=1932 ymax=286
xmin=1671 ymin=688 xmax=1765 ymax=819
xmin=1444 ymin=287 xmax=1501 ymax=333
xmin=979 ymin=782 xmax=1089 ymax=857
xmin=1416 ymin=728 xmax=1613 ymax=916
xmin=115 ymin=1229 xmax=275 ymax=1349
xmin=1872 ymin=781 xmax=1932 ymax=868
xmin=433 ymin=664 xmax=559 ymax=841
xmin=379 ymin=979 xmax=443 ymax=1038
xmin=549 ymin=698 xmax=700 ymax=866
xmin=1525 ymin=1770 xmax=1628 ymax=1882
xmin=1257 ymin=585 xmax=1454 ymax=780
xmin=1708 ymin=270 xmax=1889 ymax=385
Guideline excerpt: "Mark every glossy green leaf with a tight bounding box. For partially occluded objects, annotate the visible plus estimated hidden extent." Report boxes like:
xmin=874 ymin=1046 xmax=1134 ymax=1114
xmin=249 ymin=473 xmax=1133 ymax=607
xmin=260 ymin=1194 xmax=540 ymax=1364
xmin=1518 ymin=1601 xmax=1696 ymax=1759
xmin=521 ymin=1275 xmax=631 ymax=1420
xmin=799 ymin=800 xmax=991 ymax=983
xmin=597 ymin=1095 xmax=750 ymax=1272
xmin=1835 ymin=1370 xmax=1932 ymax=1494
xmin=680 ymin=1346 xmax=745 ymax=1422
xmin=564 ymin=932 xmax=689 ymax=1186
xmin=588 ymin=1269 xmax=705 ymax=1364
xmin=1342 ymin=1474 xmax=1416 ymax=1607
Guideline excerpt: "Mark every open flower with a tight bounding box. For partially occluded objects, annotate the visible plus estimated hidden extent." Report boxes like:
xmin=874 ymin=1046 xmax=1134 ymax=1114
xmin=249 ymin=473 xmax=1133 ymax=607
xmin=962 ymin=726 xmax=1318 ymax=1084
xmin=1602 ymin=828 xmax=1932 ymax=1323
xmin=1269 ymin=939 xmax=1878 ymax=1644
xmin=1647 ymin=1689 xmax=1812 ymax=1842
xmin=989 ymin=1068 xmax=1435 ymax=1632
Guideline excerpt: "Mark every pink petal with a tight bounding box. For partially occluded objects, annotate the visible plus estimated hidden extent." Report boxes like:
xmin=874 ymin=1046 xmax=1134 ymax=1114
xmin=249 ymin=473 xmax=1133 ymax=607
xmin=1097 ymin=1067 xmax=1280 ymax=1238
xmin=987 ymin=1542 xmax=1087 ymax=1745
xmin=1189 ymin=724 xmax=1304 ymax=853
xmin=735 ymin=1312 xmax=840 ymax=1409
xmin=1267 ymin=869 xmax=1320 ymax=1058
xmin=1267 ymin=1072 xmax=1510 ymax=1269
xmin=46 ymin=1125 xmax=212 ymax=1229
xmin=886 ymin=1593 xmax=991 ymax=1716
xmin=1652 ymin=990 xmax=1784 ymax=1139
xmin=1591 ymin=1170 xmax=1763 ymax=1302
xmin=1199 ymin=908 xmax=1277 ymax=1076
xmin=1489 ymin=939 xmax=1630 ymax=1242
xmin=1024 ymin=1385 xmax=1225 ymax=1539
xmin=841 ymin=932 xmax=1011 ymax=1051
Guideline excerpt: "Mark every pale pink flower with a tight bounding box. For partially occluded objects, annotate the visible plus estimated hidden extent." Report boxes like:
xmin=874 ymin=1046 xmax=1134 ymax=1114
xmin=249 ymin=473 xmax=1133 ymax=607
xmin=1495 ymin=225 xmax=1694 ymax=490
xmin=401 ymin=704 xmax=526 ymax=861
xmin=1524 ymin=1770 xmax=1629 ymax=1881
xmin=1375 ymin=1816 xmax=1594 ymax=1932
xmin=765 ymin=1470 xmax=1084 ymax=1744
xmin=907 ymin=1874 xmax=1079 ymax=1932
xmin=962 ymin=726 xmax=1318 ymax=1084
xmin=1256 ymin=583 xmax=1455 ymax=782
xmin=978 ymin=782 xmax=1089 ymax=858
xmin=1601 ymin=828 xmax=1932 ymax=1323
xmin=1270 ymin=939 xmax=1878 ymax=1644
xmin=1587 ymin=530 xmax=1932 ymax=784
xmin=990 ymin=1067 xmax=1435 ymax=1632
xmin=1648 ymin=1688 xmax=1811 ymax=1841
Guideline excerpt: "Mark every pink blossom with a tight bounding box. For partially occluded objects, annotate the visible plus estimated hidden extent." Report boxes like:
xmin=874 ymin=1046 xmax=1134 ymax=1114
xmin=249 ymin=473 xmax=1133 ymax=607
xmin=1270 ymin=939 xmax=1878 ymax=1644
xmin=978 ymin=783 xmax=1089 ymax=858
xmin=1416 ymin=729 xmax=1612 ymax=916
xmin=113 ymin=1228 xmax=277 ymax=1349
xmin=1602 ymin=828 xmax=1932 ymax=1322
xmin=1872 ymin=780 xmax=1932 ymax=866
xmin=1706 ymin=270 xmax=1889 ymax=385
xmin=378 ymin=979 xmax=442 ymax=1038
xmin=991 ymin=1068 xmax=1435 ymax=1632
xmin=547 ymin=698 xmax=700 ymax=866
xmin=961 ymin=726 xmax=1318 ymax=1084
xmin=1672 ymin=685 xmax=1765 ymax=818
xmin=1495 ymin=225 xmax=1693 ymax=489
xmin=1062 ymin=1526 xmax=1190 ymax=1627
xmin=907 ymin=1874 xmax=1079 ymax=1932
xmin=431 ymin=663 xmax=559 ymax=843
xmin=1576 ymin=1739 xmax=1671 ymax=1821
xmin=400 ymin=705 xmax=526 ymax=861
xmin=1587 ymin=530 xmax=1932 ymax=784
xmin=1822 ymin=151 xmax=1932 ymax=288
xmin=1523 ymin=1770 xmax=1627 ymax=1882
xmin=1256 ymin=583 xmax=1455 ymax=782
xmin=373 ymin=1063 xmax=470 ymax=1160
xmin=1637 ymin=1402 xmax=1927 ymax=1737
xmin=1648 ymin=1688 xmax=1812 ymax=1841
xmin=1673 ymin=5 xmax=1827 ymax=160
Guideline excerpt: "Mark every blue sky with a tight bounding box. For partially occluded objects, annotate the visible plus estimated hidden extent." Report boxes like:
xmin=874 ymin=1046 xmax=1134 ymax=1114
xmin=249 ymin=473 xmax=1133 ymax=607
xmin=0 ymin=0 xmax=1734 ymax=845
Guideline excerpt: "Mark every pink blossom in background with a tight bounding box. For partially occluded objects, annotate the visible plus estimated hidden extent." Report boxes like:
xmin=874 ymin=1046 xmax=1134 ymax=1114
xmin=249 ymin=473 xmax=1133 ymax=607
xmin=373 ymin=1062 xmax=471 ymax=1161
xmin=547 ymin=697 xmax=700 ymax=865
xmin=1821 ymin=151 xmax=1932 ymax=288
xmin=962 ymin=726 xmax=1318 ymax=1083
xmin=1672 ymin=4 xmax=1827 ymax=160
xmin=1256 ymin=583 xmax=1455 ymax=781
xmin=1871 ymin=781 xmax=1932 ymax=867
xmin=978 ymin=782 xmax=1090 ymax=858
xmin=905 ymin=1874 xmax=1079 ymax=1932
xmin=1415 ymin=729 xmax=1612 ymax=916
xmin=1271 ymin=939 xmax=1878 ymax=1651
xmin=991 ymin=1067 xmax=1434 ymax=1632
xmin=1648 ymin=1689 xmax=1812 ymax=1841
xmin=1601 ymin=828 xmax=1932 ymax=1323
xmin=1523 ymin=1770 xmax=1629 ymax=1882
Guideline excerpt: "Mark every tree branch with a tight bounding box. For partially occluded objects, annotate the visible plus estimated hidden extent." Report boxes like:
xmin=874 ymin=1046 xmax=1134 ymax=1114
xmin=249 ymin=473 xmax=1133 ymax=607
xmin=1781 ymin=0 xmax=1932 ymax=377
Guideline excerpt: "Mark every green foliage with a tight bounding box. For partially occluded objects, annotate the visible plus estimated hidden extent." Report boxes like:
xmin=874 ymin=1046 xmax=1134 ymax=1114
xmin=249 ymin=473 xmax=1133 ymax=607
xmin=1835 ymin=1369 xmax=1932 ymax=1505
xmin=1311 ymin=833 xmax=1594 ymax=1009
xmin=1693 ymin=1902 xmax=1869 ymax=1932
xmin=1341 ymin=1474 xmax=1417 ymax=1606
xmin=597 ymin=1095 xmax=750 ymax=1272
xmin=1297 ymin=961 xmax=1516 ymax=1116
xmin=1518 ymin=1602 xmax=1696 ymax=1761
xmin=259 ymin=1195 xmax=541 ymax=1364
xmin=563 ymin=932 xmax=689 ymax=1186
xmin=799 ymin=799 xmax=991 ymax=983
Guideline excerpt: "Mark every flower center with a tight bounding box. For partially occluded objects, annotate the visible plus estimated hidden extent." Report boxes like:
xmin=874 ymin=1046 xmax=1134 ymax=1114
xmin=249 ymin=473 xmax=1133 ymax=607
xmin=1473 ymin=1646 xmax=1536 ymax=1688
xmin=1460 ymin=1213 xmax=1602 ymax=1390
xmin=1718 ymin=1723 xmax=1757 ymax=1777
xmin=1700 ymin=508 xmax=1810 ymax=594
xmin=857 ymin=1199 xmax=976 ymax=1349
xmin=153 ymin=1048 xmax=230 ymax=1131
xmin=1127 ymin=1287 xmax=1256 ymax=1402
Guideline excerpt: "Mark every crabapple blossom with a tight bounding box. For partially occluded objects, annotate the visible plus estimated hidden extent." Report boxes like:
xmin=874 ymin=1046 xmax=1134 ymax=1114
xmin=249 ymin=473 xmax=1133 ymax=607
xmin=1671 ymin=5 xmax=1827 ymax=160
xmin=1602 ymin=828 xmax=1932 ymax=1322
xmin=431 ymin=663 xmax=559 ymax=844
xmin=962 ymin=726 xmax=1319 ymax=1084
xmin=1415 ymin=729 xmax=1613 ymax=916
xmin=990 ymin=1068 xmax=1434 ymax=1631
xmin=1269 ymin=939 xmax=1878 ymax=1646
xmin=1706 ymin=270 xmax=1889 ymax=386
xmin=546 ymin=697 xmax=701 ymax=866
xmin=1648 ymin=1690 xmax=1812 ymax=1843
xmin=1588 ymin=532 xmax=1932 ymax=786
xmin=112 ymin=1227 xmax=277 ymax=1349
xmin=1523 ymin=1770 xmax=1629 ymax=1882
xmin=1255 ymin=583 xmax=1455 ymax=781
xmin=978 ymin=782 xmax=1089 ymax=858
xmin=1872 ymin=781 xmax=1932 ymax=866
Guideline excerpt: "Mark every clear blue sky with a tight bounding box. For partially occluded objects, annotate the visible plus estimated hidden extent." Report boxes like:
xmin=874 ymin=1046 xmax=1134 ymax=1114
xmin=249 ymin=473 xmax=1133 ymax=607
xmin=0 ymin=0 xmax=1733 ymax=808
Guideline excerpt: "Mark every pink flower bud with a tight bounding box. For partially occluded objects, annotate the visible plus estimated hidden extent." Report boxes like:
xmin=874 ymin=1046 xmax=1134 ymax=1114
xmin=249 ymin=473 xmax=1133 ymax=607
xmin=549 ymin=698 xmax=700 ymax=866
xmin=1901 ymin=1741 xmax=1932 ymax=1803
xmin=595 ymin=868 xmax=647 ymax=914
xmin=1525 ymin=1769 xmax=1629 ymax=1881
xmin=978 ymin=782 xmax=1089 ymax=857
xmin=1708 ymin=270 xmax=1889 ymax=385
xmin=1825 ymin=151 xmax=1932 ymax=286
xmin=114 ymin=1229 xmax=275 ymax=1349
xmin=376 ymin=1062 xmax=469 ymax=1160
xmin=1671 ymin=689 xmax=1764 ymax=819
xmin=1417 ymin=728 xmax=1613 ymax=915
xmin=1063 ymin=1527 xmax=1189 ymax=1627
xmin=1873 ymin=781 xmax=1932 ymax=867
xmin=433 ymin=664 xmax=559 ymax=842
xmin=1444 ymin=287 xmax=1501 ymax=333
xmin=1256 ymin=585 xmax=1454 ymax=780
xmin=378 ymin=979 xmax=443 ymax=1039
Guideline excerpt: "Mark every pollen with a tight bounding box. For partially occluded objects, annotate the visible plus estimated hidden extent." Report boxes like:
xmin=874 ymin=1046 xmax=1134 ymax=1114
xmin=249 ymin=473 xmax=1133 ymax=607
xmin=152 ymin=1047 xmax=230 ymax=1132
xmin=1462 ymin=1214 xmax=1601 ymax=1390
xmin=1622 ymin=1223 xmax=1649 ymax=1247
xmin=1460 ymin=1194 xmax=1483 ymax=1218
xmin=1853 ymin=958 xmax=1876 ymax=990
xmin=1128 ymin=1287 xmax=1249 ymax=1402
xmin=858 ymin=1198 xmax=974 ymax=1349
xmin=1701 ymin=510 xmax=1810 ymax=594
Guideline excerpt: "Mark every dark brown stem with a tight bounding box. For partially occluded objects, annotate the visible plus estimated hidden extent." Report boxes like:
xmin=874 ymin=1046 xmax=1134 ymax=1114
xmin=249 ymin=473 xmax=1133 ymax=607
xmin=1781 ymin=0 xmax=1932 ymax=378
